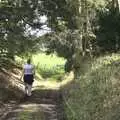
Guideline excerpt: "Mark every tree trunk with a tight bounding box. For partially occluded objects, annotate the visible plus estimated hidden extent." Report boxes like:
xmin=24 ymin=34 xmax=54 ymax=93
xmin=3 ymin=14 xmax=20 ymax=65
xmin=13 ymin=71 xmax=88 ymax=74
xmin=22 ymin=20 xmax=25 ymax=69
xmin=72 ymin=0 xmax=89 ymax=78
xmin=112 ymin=0 xmax=120 ymax=12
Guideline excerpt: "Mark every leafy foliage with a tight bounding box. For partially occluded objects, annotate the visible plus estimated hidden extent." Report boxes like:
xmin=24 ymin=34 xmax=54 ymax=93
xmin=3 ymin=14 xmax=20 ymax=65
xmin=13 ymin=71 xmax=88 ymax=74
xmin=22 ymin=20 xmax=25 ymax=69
xmin=0 ymin=0 xmax=44 ymax=61
xmin=96 ymin=3 xmax=120 ymax=53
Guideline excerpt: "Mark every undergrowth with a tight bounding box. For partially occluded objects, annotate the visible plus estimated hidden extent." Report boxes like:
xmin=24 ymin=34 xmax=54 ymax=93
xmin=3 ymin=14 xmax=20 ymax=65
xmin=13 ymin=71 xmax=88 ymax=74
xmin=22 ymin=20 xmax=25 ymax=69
xmin=64 ymin=53 xmax=120 ymax=120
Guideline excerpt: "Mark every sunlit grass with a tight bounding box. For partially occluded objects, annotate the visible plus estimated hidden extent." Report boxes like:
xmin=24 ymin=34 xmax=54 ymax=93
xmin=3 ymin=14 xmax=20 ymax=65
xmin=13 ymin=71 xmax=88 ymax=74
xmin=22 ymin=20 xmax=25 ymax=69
xmin=18 ymin=104 xmax=44 ymax=120
xmin=33 ymin=71 xmax=74 ymax=90
xmin=15 ymin=53 xmax=66 ymax=81
xmin=32 ymin=53 xmax=65 ymax=66
xmin=32 ymin=53 xmax=66 ymax=80
xmin=15 ymin=53 xmax=75 ymax=90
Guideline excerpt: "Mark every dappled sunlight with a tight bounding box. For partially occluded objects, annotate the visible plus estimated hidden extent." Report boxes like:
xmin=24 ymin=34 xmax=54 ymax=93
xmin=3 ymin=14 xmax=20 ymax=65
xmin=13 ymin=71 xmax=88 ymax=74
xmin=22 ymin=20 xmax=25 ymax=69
xmin=33 ymin=80 xmax=60 ymax=90
xmin=18 ymin=103 xmax=45 ymax=120
xmin=33 ymin=71 xmax=74 ymax=90
xmin=0 ymin=55 xmax=74 ymax=119
xmin=92 ymin=53 xmax=120 ymax=71
xmin=60 ymin=71 xmax=74 ymax=87
xmin=1 ymin=64 xmax=74 ymax=92
xmin=20 ymin=104 xmax=42 ymax=112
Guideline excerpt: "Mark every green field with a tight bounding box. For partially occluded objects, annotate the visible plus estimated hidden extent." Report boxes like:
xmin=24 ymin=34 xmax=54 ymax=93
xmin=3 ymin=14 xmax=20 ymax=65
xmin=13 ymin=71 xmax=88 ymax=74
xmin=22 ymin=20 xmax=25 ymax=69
xmin=32 ymin=53 xmax=66 ymax=80
xmin=16 ymin=53 xmax=66 ymax=81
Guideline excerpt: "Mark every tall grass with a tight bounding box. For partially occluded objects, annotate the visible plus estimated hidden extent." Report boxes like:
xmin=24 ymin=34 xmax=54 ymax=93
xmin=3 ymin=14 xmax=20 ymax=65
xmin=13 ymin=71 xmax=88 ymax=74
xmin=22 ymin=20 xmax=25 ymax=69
xmin=32 ymin=53 xmax=66 ymax=80
xmin=64 ymin=53 xmax=120 ymax=120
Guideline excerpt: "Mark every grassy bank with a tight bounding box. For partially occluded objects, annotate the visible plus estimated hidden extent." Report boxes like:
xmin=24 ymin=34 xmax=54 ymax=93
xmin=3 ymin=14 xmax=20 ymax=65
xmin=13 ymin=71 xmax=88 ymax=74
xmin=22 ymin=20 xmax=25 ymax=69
xmin=64 ymin=53 xmax=120 ymax=120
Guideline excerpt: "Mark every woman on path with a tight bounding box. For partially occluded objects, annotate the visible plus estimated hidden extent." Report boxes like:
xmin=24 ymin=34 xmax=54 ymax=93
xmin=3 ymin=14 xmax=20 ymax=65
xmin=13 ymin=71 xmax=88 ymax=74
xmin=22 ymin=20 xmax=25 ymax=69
xmin=21 ymin=58 xmax=35 ymax=97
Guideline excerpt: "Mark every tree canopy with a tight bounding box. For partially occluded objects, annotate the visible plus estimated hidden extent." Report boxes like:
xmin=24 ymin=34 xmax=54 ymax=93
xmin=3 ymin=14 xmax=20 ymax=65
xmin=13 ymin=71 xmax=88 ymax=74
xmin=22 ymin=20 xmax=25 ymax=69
xmin=1 ymin=0 xmax=120 ymax=69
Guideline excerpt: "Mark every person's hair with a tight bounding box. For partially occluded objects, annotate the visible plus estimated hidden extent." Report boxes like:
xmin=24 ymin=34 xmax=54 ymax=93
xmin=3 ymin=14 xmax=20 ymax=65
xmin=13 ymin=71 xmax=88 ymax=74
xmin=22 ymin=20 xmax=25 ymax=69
xmin=27 ymin=58 xmax=31 ymax=64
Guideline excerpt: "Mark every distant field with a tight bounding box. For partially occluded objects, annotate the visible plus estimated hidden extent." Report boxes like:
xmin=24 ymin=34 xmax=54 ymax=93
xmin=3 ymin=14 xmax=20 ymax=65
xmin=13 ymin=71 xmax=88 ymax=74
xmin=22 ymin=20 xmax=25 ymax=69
xmin=32 ymin=53 xmax=66 ymax=80
xmin=32 ymin=53 xmax=65 ymax=67
xmin=16 ymin=53 xmax=66 ymax=81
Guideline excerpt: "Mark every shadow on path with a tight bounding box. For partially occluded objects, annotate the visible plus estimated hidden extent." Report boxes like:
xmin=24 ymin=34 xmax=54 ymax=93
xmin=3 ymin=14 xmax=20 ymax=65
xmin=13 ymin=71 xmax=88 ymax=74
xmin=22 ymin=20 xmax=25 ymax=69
xmin=0 ymin=69 xmax=74 ymax=120
xmin=1 ymin=88 xmax=66 ymax=120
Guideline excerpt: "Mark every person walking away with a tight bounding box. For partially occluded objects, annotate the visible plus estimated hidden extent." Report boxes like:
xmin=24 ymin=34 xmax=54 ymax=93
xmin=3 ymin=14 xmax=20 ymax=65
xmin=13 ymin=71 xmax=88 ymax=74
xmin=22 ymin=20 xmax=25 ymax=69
xmin=20 ymin=58 xmax=35 ymax=97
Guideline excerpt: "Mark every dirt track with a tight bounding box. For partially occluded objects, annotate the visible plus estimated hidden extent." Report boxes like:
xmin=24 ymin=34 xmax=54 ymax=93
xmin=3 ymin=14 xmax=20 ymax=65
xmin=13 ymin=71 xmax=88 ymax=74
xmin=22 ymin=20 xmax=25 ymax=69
xmin=1 ymin=88 xmax=65 ymax=120
xmin=0 ymin=69 xmax=74 ymax=120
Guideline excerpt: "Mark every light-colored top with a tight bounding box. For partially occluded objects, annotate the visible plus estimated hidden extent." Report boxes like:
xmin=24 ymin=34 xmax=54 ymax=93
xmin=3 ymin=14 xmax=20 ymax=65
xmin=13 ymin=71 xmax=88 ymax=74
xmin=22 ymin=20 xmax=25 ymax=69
xmin=23 ymin=64 xmax=34 ymax=75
